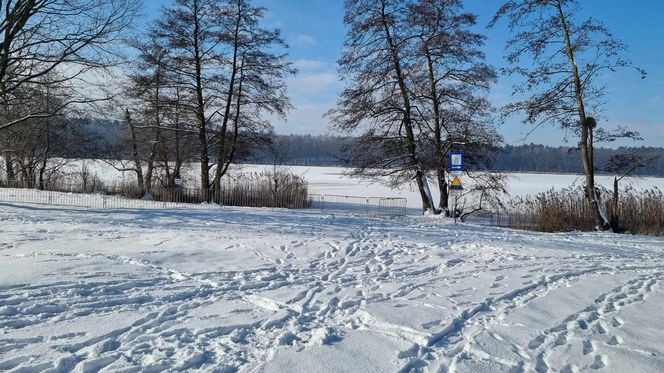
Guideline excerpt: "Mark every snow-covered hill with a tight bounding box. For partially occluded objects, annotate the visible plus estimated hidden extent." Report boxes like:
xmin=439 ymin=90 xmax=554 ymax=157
xmin=1 ymin=203 xmax=663 ymax=372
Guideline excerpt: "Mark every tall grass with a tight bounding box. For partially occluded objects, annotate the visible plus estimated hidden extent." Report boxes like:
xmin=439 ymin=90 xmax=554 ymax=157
xmin=505 ymin=186 xmax=664 ymax=236
xmin=614 ymin=187 xmax=664 ymax=235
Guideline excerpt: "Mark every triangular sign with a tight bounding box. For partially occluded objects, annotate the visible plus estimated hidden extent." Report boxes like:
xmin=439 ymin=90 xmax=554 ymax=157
xmin=450 ymin=176 xmax=463 ymax=190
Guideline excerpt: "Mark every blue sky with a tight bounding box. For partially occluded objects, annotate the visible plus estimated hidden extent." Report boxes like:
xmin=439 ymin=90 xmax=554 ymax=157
xmin=144 ymin=1 xmax=664 ymax=147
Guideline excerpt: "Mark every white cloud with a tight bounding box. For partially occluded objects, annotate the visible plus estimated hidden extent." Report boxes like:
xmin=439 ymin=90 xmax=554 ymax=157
xmin=292 ymin=34 xmax=317 ymax=47
xmin=278 ymin=59 xmax=341 ymax=134
xmin=288 ymin=59 xmax=341 ymax=97
xmin=646 ymin=95 xmax=663 ymax=107
xmin=289 ymin=72 xmax=340 ymax=94
xmin=293 ymin=59 xmax=328 ymax=72
xmin=271 ymin=103 xmax=334 ymax=135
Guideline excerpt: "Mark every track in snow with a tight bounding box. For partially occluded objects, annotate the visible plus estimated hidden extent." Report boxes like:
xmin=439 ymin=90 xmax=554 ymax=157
xmin=1 ymin=204 xmax=663 ymax=372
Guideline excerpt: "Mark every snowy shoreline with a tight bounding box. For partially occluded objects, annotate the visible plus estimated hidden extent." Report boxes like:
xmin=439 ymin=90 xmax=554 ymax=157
xmin=15 ymin=159 xmax=663 ymax=210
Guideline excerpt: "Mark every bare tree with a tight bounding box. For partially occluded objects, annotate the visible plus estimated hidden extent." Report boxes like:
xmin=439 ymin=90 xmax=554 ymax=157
xmin=1 ymin=80 xmax=79 ymax=188
xmin=159 ymin=73 xmax=198 ymax=188
xmin=210 ymin=0 xmax=293 ymax=196
xmin=152 ymin=0 xmax=291 ymax=198
xmin=409 ymin=0 xmax=499 ymax=214
xmin=123 ymin=109 xmax=147 ymax=195
xmin=0 ymin=0 xmax=140 ymax=183
xmin=126 ymin=38 xmax=198 ymax=190
xmin=330 ymin=0 xmax=436 ymax=214
xmin=122 ymin=37 xmax=174 ymax=195
xmin=490 ymin=0 xmax=645 ymax=230
xmin=153 ymin=0 xmax=227 ymax=197
xmin=458 ymin=172 xmax=508 ymax=222
xmin=0 ymin=0 xmax=140 ymax=131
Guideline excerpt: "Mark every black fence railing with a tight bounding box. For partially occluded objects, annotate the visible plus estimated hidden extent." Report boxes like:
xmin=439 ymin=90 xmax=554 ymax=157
xmin=308 ymin=194 xmax=407 ymax=216
xmin=0 ymin=183 xmax=408 ymax=217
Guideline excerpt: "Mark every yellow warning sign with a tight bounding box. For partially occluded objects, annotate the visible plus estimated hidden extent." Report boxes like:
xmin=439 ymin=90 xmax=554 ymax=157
xmin=450 ymin=176 xmax=463 ymax=190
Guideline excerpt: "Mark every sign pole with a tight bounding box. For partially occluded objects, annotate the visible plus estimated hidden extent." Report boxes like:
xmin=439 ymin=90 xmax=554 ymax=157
xmin=449 ymin=175 xmax=463 ymax=224
xmin=454 ymin=196 xmax=458 ymax=224
xmin=449 ymin=151 xmax=464 ymax=223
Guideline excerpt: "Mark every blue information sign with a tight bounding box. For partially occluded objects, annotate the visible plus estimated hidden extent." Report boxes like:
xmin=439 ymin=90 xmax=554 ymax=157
xmin=450 ymin=152 xmax=464 ymax=172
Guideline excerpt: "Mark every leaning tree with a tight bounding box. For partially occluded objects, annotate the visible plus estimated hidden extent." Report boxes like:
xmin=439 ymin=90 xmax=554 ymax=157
xmin=330 ymin=0 xmax=437 ymax=214
xmin=490 ymin=0 xmax=645 ymax=230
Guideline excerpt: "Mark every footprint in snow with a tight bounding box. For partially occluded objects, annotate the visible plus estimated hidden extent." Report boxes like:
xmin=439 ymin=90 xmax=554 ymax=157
xmin=582 ymin=339 xmax=594 ymax=355
xmin=608 ymin=335 xmax=623 ymax=345
xmin=528 ymin=335 xmax=546 ymax=350
xmin=594 ymin=322 xmax=607 ymax=335
xmin=561 ymin=364 xmax=580 ymax=373
xmin=590 ymin=354 xmax=608 ymax=369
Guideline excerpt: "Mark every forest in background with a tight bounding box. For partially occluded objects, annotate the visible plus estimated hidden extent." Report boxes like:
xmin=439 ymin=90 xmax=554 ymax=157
xmin=51 ymin=120 xmax=664 ymax=177
xmin=252 ymin=136 xmax=664 ymax=177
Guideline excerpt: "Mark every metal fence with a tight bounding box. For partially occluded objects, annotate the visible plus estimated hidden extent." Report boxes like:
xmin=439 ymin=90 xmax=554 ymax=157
xmin=0 ymin=185 xmax=408 ymax=217
xmin=0 ymin=186 xmax=222 ymax=210
xmin=308 ymin=194 xmax=407 ymax=216
xmin=465 ymin=211 xmax=541 ymax=230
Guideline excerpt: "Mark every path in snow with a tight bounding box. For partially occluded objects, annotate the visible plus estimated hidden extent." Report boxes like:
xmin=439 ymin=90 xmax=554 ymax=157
xmin=0 ymin=203 xmax=663 ymax=372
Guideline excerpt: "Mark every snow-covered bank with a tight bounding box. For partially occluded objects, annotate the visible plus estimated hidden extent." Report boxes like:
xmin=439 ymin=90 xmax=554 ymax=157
xmin=1 ymin=203 xmax=663 ymax=372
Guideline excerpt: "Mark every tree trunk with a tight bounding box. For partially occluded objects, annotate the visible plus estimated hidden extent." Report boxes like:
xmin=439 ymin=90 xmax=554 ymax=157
xmin=172 ymin=89 xmax=184 ymax=187
xmin=424 ymin=44 xmax=447 ymax=213
xmin=145 ymin=153 xmax=155 ymax=195
xmin=145 ymin=65 xmax=166 ymax=194
xmin=125 ymin=109 xmax=145 ymax=196
xmin=579 ymin=125 xmax=605 ymax=229
xmin=556 ymin=1 xmax=608 ymax=230
xmin=4 ymin=153 xmax=15 ymax=186
xmin=610 ymin=177 xmax=620 ymax=232
xmin=213 ymin=4 xmax=242 ymax=199
xmin=144 ymin=126 xmax=160 ymax=194
xmin=217 ymin=57 xmax=245 ymax=187
xmin=38 ymin=120 xmax=51 ymax=190
xmin=379 ymin=0 xmax=435 ymax=214
xmin=437 ymin=169 xmax=449 ymax=213
xmin=192 ymin=0 xmax=210 ymax=200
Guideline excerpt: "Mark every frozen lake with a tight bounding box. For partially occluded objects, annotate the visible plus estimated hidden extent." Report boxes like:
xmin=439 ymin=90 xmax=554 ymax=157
xmin=73 ymin=160 xmax=664 ymax=209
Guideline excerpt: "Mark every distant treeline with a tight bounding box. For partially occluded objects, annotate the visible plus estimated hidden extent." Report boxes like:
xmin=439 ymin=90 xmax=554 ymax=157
xmin=249 ymin=135 xmax=664 ymax=177
xmin=495 ymin=145 xmax=664 ymax=177
xmin=67 ymin=121 xmax=664 ymax=177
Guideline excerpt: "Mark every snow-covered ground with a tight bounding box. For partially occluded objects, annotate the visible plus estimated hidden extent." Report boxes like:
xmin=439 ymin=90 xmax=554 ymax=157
xmin=1 ymin=202 xmax=663 ymax=372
